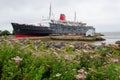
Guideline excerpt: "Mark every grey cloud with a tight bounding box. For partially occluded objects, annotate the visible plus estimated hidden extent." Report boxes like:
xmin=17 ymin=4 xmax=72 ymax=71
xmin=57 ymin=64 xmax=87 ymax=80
xmin=0 ymin=0 xmax=120 ymax=32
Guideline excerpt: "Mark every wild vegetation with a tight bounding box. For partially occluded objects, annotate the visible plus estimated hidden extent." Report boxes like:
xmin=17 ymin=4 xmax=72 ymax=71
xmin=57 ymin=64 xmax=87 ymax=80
xmin=0 ymin=30 xmax=11 ymax=36
xmin=0 ymin=38 xmax=120 ymax=80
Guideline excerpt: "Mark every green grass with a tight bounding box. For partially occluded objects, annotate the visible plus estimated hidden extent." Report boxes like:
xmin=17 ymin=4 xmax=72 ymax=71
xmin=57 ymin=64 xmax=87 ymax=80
xmin=0 ymin=40 xmax=120 ymax=80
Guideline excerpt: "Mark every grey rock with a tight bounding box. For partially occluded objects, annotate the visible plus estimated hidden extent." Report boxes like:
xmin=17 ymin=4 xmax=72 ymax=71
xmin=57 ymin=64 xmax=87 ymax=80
xmin=53 ymin=42 xmax=65 ymax=48
xmin=33 ymin=40 xmax=41 ymax=46
xmin=18 ymin=39 xmax=30 ymax=45
xmin=44 ymin=42 xmax=54 ymax=48
xmin=74 ymin=43 xmax=85 ymax=49
xmin=45 ymin=42 xmax=65 ymax=48
xmin=89 ymin=44 xmax=97 ymax=50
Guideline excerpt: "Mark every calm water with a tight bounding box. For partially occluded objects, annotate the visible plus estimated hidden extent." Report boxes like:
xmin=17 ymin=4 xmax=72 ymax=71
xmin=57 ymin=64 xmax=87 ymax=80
xmin=93 ymin=32 xmax=120 ymax=45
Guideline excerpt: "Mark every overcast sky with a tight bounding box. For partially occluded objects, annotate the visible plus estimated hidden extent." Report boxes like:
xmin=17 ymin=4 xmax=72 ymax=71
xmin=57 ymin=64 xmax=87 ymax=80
xmin=0 ymin=0 xmax=120 ymax=32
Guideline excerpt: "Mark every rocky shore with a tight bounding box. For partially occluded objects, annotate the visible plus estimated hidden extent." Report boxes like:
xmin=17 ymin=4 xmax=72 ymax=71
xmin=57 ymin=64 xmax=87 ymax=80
xmin=50 ymin=35 xmax=105 ymax=41
xmin=0 ymin=36 xmax=119 ymax=50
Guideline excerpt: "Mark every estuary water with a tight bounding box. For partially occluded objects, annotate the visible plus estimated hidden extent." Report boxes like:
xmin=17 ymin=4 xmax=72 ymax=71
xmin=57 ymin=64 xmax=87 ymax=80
xmin=93 ymin=32 xmax=120 ymax=45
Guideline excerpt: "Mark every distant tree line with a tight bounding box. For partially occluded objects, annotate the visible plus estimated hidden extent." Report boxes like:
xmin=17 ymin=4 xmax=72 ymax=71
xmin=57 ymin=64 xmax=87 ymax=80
xmin=0 ymin=30 xmax=11 ymax=36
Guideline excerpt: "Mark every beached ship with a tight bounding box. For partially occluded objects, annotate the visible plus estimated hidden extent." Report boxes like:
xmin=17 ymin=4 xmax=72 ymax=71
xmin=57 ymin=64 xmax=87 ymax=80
xmin=11 ymin=23 xmax=53 ymax=37
xmin=11 ymin=4 xmax=95 ymax=37
xmin=11 ymin=14 xmax=95 ymax=37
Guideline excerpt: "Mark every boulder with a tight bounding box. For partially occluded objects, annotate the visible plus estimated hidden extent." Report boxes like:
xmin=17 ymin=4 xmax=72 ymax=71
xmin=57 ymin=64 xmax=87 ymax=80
xmin=45 ymin=42 xmax=65 ymax=48
xmin=53 ymin=42 xmax=65 ymax=48
xmin=74 ymin=43 xmax=85 ymax=49
xmin=33 ymin=40 xmax=41 ymax=46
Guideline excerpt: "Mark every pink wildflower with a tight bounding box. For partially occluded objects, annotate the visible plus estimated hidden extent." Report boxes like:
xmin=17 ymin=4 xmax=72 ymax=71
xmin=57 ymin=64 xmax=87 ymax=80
xmin=83 ymin=49 xmax=89 ymax=53
xmin=111 ymin=58 xmax=119 ymax=63
xmin=78 ymin=69 xmax=87 ymax=75
xmin=90 ymin=54 xmax=101 ymax=58
xmin=83 ymin=49 xmax=94 ymax=53
xmin=11 ymin=56 xmax=23 ymax=63
xmin=75 ymin=74 xmax=86 ymax=80
xmin=78 ymin=69 xmax=84 ymax=73
xmin=118 ymin=76 xmax=120 ymax=79
xmin=53 ymin=52 xmax=60 ymax=58
xmin=75 ymin=69 xmax=87 ymax=80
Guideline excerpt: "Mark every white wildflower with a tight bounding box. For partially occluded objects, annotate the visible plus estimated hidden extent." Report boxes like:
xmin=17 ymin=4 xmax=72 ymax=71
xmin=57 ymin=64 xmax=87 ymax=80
xmin=55 ymin=73 xmax=61 ymax=77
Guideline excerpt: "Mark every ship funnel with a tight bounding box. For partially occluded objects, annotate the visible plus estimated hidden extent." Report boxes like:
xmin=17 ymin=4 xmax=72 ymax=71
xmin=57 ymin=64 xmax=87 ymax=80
xmin=59 ymin=14 xmax=66 ymax=21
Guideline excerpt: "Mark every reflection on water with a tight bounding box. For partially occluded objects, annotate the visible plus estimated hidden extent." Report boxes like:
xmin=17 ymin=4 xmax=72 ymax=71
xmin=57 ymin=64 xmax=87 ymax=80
xmin=93 ymin=32 xmax=120 ymax=45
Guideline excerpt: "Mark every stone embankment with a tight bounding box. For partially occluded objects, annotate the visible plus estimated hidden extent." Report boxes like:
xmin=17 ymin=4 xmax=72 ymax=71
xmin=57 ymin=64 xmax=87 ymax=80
xmin=50 ymin=35 xmax=105 ymax=41
xmin=0 ymin=37 xmax=120 ymax=51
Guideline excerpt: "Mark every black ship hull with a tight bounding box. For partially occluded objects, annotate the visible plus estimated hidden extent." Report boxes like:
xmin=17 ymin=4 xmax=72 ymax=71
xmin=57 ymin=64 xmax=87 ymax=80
xmin=11 ymin=6 xmax=96 ymax=37
xmin=12 ymin=22 xmax=95 ymax=37
xmin=12 ymin=23 xmax=53 ymax=36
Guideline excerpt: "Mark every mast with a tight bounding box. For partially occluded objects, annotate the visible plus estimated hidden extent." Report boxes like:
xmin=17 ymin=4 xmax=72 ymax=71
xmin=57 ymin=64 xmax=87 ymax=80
xmin=49 ymin=2 xmax=52 ymax=20
xmin=74 ymin=11 xmax=76 ymax=22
